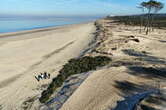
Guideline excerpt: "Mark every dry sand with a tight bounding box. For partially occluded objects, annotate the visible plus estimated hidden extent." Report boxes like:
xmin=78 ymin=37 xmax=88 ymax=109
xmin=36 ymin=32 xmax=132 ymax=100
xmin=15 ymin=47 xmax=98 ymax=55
xmin=0 ymin=22 xmax=95 ymax=110
xmin=0 ymin=19 xmax=165 ymax=110
xmin=60 ymin=19 xmax=166 ymax=110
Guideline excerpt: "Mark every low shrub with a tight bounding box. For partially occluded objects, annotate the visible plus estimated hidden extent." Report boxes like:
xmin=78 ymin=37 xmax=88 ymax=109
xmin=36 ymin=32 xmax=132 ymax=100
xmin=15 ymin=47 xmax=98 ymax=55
xmin=39 ymin=56 xmax=111 ymax=103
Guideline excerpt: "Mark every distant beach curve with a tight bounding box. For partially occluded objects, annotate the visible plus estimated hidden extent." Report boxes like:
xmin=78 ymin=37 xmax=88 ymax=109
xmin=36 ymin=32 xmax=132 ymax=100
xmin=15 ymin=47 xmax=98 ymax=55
xmin=0 ymin=17 xmax=99 ymax=33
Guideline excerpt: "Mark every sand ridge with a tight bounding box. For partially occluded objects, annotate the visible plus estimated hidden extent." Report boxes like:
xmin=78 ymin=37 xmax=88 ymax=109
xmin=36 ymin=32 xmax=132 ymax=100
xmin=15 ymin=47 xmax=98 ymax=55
xmin=60 ymin=19 xmax=166 ymax=110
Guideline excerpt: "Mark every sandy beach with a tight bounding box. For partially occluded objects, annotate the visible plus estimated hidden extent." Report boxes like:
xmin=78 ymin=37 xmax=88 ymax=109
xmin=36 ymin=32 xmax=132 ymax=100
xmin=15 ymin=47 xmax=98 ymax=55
xmin=0 ymin=19 xmax=165 ymax=110
xmin=0 ymin=22 xmax=95 ymax=109
xmin=0 ymin=0 xmax=166 ymax=109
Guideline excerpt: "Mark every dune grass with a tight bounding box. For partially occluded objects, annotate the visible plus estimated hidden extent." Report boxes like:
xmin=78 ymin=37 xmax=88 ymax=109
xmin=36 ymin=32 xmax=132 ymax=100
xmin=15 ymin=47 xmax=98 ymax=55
xmin=39 ymin=56 xmax=111 ymax=103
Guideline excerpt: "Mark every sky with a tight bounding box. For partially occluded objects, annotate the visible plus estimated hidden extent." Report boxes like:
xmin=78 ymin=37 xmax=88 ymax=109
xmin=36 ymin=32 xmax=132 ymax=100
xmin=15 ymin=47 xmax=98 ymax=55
xmin=0 ymin=0 xmax=166 ymax=17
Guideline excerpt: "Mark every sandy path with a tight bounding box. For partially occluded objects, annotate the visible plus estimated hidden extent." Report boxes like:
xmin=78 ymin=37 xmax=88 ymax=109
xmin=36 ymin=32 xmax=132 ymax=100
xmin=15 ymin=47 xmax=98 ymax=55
xmin=0 ymin=22 xmax=95 ymax=110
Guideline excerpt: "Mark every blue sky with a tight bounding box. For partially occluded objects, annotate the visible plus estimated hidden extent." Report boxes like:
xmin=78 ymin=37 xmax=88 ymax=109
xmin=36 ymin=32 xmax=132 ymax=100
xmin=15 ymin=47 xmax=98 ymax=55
xmin=1 ymin=0 xmax=166 ymax=16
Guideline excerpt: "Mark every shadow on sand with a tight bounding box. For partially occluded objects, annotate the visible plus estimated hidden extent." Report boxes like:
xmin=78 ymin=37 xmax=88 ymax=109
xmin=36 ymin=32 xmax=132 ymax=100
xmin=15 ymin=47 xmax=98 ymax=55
xmin=112 ymin=49 xmax=166 ymax=110
xmin=159 ymin=40 xmax=166 ymax=43
xmin=113 ymin=81 xmax=165 ymax=110
xmin=122 ymin=49 xmax=166 ymax=65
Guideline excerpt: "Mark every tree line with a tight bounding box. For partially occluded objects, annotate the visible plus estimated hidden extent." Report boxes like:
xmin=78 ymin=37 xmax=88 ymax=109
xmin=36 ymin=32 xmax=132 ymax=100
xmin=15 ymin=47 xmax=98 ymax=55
xmin=139 ymin=0 xmax=164 ymax=34
xmin=107 ymin=0 xmax=165 ymax=35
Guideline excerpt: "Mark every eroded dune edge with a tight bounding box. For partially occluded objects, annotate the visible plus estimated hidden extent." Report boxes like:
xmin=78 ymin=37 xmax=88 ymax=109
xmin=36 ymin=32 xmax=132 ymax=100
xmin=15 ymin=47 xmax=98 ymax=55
xmin=59 ymin=19 xmax=166 ymax=110
xmin=35 ymin=19 xmax=166 ymax=110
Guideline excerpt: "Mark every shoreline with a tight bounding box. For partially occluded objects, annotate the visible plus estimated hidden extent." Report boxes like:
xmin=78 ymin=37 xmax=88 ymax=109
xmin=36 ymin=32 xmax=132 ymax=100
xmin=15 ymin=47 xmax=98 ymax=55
xmin=0 ymin=21 xmax=96 ymax=110
xmin=0 ymin=21 xmax=94 ymax=38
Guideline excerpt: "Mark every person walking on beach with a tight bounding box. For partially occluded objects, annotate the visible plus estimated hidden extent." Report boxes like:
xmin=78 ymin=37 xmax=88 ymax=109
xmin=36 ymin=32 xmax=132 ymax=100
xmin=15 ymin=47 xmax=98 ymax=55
xmin=35 ymin=74 xmax=42 ymax=82
xmin=40 ymin=73 xmax=44 ymax=79
xmin=47 ymin=73 xmax=50 ymax=79
xmin=35 ymin=72 xmax=51 ymax=82
xmin=43 ymin=72 xmax=47 ymax=79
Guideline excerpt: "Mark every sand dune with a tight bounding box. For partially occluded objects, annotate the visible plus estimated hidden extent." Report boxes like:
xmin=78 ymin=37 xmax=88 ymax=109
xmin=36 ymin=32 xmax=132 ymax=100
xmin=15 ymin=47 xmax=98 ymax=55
xmin=0 ymin=23 xmax=95 ymax=110
xmin=60 ymin=19 xmax=166 ymax=110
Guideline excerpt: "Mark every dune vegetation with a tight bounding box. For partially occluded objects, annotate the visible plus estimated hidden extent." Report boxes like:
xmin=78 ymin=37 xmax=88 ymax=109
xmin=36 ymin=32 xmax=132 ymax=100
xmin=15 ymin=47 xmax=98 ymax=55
xmin=39 ymin=56 xmax=111 ymax=103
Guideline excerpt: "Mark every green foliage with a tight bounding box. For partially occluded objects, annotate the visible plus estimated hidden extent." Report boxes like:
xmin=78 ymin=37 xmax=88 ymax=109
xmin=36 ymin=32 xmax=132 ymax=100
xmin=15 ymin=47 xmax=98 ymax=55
xmin=39 ymin=56 xmax=111 ymax=103
xmin=107 ymin=15 xmax=166 ymax=28
xmin=141 ymin=0 xmax=164 ymax=13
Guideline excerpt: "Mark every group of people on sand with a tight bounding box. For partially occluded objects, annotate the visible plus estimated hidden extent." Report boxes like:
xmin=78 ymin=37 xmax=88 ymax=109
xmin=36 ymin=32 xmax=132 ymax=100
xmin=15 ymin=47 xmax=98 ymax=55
xmin=35 ymin=72 xmax=51 ymax=82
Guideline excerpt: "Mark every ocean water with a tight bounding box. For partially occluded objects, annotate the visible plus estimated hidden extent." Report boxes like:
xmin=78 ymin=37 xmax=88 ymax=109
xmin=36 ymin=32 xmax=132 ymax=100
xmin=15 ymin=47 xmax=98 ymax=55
xmin=0 ymin=17 xmax=99 ymax=33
